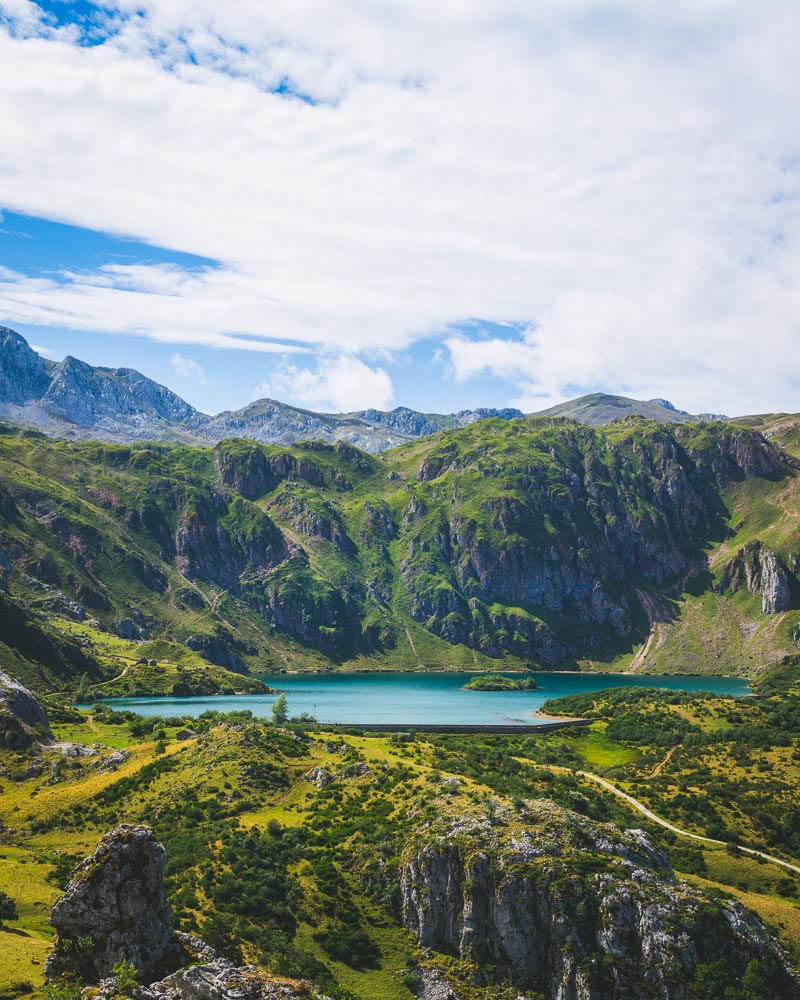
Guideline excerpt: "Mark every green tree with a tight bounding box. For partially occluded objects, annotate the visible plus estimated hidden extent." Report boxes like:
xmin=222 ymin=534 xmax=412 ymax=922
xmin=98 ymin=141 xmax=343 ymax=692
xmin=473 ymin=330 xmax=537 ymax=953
xmin=111 ymin=959 xmax=138 ymax=992
xmin=271 ymin=693 xmax=288 ymax=725
xmin=0 ymin=890 xmax=18 ymax=926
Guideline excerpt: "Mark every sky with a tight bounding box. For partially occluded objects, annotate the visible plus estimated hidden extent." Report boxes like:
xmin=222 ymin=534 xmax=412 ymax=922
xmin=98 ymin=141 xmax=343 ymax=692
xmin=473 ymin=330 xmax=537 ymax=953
xmin=0 ymin=1 xmax=799 ymax=417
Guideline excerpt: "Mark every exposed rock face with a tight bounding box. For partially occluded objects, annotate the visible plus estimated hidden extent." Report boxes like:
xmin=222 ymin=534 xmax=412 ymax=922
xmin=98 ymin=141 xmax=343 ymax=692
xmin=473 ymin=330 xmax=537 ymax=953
xmin=721 ymin=541 xmax=794 ymax=614
xmin=185 ymin=631 xmax=245 ymax=671
xmin=760 ymin=547 xmax=793 ymax=613
xmin=400 ymin=798 xmax=800 ymax=1000
xmin=0 ymin=670 xmax=53 ymax=747
xmin=47 ymin=826 xmax=180 ymax=983
xmin=117 ymin=960 xmax=332 ymax=1000
xmin=0 ymin=327 xmax=51 ymax=404
xmin=45 ymin=826 xmax=331 ymax=999
xmin=174 ymin=493 xmax=288 ymax=590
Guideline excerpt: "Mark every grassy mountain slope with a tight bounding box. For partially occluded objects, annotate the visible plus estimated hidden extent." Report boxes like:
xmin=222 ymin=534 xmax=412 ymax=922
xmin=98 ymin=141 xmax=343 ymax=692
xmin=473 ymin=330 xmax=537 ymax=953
xmin=1 ymin=689 xmax=799 ymax=997
xmin=0 ymin=416 xmax=799 ymax=693
xmin=532 ymin=392 xmax=701 ymax=425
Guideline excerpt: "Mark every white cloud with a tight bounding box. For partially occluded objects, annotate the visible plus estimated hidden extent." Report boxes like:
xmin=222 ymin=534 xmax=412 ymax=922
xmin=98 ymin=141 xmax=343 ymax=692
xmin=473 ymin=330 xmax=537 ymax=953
xmin=170 ymin=352 xmax=207 ymax=385
xmin=29 ymin=342 xmax=58 ymax=357
xmin=254 ymin=357 xmax=393 ymax=412
xmin=0 ymin=2 xmax=798 ymax=411
xmin=0 ymin=264 xmax=315 ymax=353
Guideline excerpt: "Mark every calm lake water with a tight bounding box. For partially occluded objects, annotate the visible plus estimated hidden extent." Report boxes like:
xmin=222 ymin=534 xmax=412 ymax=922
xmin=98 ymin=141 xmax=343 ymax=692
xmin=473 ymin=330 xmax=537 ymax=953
xmin=102 ymin=671 xmax=750 ymax=726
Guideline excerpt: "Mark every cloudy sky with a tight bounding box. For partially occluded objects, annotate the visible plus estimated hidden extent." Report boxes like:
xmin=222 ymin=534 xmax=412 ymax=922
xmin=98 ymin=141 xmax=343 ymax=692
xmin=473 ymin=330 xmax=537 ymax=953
xmin=0 ymin=1 xmax=798 ymax=416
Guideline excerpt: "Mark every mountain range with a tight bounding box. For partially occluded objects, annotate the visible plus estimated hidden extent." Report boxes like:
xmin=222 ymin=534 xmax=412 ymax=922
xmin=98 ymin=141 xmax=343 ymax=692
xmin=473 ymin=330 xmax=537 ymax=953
xmin=2 ymin=404 xmax=800 ymax=695
xmin=0 ymin=326 xmax=727 ymax=451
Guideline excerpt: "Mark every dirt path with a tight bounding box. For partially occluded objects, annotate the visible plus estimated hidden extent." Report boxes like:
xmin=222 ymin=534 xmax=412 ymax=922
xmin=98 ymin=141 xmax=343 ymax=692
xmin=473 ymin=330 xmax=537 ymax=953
xmin=578 ymin=770 xmax=800 ymax=876
xmin=647 ymin=745 xmax=677 ymax=778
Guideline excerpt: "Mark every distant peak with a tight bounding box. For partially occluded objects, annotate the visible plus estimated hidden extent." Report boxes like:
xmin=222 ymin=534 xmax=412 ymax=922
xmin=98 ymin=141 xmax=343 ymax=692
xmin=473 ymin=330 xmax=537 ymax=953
xmin=0 ymin=326 xmax=34 ymax=349
xmin=648 ymin=398 xmax=688 ymax=415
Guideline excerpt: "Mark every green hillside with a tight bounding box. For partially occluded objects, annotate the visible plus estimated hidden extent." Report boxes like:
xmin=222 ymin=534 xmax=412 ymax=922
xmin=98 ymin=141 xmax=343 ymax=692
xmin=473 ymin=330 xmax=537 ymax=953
xmin=1 ymin=415 xmax=799 ymax=695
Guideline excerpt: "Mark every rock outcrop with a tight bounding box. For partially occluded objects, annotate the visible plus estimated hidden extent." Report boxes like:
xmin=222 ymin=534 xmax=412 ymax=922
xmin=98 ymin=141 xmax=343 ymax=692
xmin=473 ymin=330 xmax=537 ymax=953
xmin=0 ymin=546 xmax=10 ymax=591
xmin=47 ymin=826 xmax=183 ymax=983
xmin=720 ymin=541 xmax=795 ymax=614
xmin=0 ymin=670 xmax=53 ymax=747
xmin=400 ymin=798 xmax=800 ymax=1000
xmin=103 ymin=960 xmax=332 ymax=1000
xmin=46 ymin=828 xmax=332 ymax=1000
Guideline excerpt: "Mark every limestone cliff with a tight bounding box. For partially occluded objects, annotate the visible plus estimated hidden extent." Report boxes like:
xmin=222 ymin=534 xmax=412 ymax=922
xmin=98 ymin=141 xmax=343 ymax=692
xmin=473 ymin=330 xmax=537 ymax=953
xmin=400 ymin=797 xmax=800 ymax=1000
xmin=46 ymin=827 xmax=329 ymax=1000
xmin=720 ymin=541 xmax=795 ymax=614
xmin=46 ymin=825 xmax=198 ymax=983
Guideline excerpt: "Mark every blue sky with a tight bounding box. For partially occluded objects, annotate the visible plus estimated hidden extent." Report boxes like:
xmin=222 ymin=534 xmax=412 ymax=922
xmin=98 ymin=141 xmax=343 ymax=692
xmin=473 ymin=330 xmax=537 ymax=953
xmin=1 ymin=212 xmax=524 ymax=414
xmin=1 ymin=1 xmax=799 ymax=416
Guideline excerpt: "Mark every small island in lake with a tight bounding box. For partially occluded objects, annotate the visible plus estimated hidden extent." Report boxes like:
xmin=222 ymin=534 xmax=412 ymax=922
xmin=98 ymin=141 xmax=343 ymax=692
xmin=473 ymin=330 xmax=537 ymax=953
xmin=464 ymin=674 xmax=538 ymax=691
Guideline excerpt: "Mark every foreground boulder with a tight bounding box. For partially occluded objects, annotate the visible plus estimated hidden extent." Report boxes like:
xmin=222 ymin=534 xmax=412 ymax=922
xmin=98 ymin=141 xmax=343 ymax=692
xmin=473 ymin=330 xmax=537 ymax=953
xmin=98 ymin=960 xmax=332 ymax=1000
xmin=47 ymin=825 xmax=188 ymax=983
xmin=0 ymin=670 xmax=53 ymax=748
xmin=401 ymin=797 xmax=800 ymax=1000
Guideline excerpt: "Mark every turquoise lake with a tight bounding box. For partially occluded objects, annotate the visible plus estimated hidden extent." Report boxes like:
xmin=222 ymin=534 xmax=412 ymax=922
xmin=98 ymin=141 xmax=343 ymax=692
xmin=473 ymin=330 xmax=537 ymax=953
xmin=103 ymin=671 xmax=750 ymax=726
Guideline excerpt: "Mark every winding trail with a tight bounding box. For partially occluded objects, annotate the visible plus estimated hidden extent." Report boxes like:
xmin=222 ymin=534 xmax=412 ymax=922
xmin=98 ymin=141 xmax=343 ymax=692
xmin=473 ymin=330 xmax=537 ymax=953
xmin=647 ymin=745 xmax=677 ymax=778
xmin=578 ymin=769 xmax=800 ymax=876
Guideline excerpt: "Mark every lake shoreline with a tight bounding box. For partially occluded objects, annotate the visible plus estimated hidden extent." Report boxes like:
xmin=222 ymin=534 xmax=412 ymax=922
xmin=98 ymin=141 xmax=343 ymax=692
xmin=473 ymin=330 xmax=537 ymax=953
xmin=97 ymin=670 xmax=751 ymax=727
xmin=269 ymin=667 xmax=746 ymax=680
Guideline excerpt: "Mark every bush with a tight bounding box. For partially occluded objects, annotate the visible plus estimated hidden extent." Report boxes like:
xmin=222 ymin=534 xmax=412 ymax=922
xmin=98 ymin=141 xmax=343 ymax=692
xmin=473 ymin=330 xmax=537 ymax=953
xmin=0 ymin=890 xmax=18 ymax=925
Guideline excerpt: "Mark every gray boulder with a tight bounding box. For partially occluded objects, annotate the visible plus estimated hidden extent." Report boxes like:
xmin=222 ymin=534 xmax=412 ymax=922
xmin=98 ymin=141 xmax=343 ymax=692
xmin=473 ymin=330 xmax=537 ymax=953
xmin=117 ymin=960 xmax=332 ymax=1000
xmin=47 ymin=826 xmax=180 ymax=983
xmin=116 ymin=618 xmax=142 ymax=640
xmin=0 ymin=670 xmax=53 ymax=747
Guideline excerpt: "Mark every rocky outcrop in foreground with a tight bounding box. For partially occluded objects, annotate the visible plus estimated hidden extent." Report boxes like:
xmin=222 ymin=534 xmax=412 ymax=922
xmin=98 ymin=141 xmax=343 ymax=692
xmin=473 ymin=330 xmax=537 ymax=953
xmin=0 ymin=670 xmax=53 ymax=747
xmin=400 ymin=797 xmax=800 ymax=1000
xmin=46 ymin=825 xmax=195 ymax=983
xmin=46 ymin=827 xmax=328 ymax=1000
xmin=96 ymin=960 xmax=331 ymax=1000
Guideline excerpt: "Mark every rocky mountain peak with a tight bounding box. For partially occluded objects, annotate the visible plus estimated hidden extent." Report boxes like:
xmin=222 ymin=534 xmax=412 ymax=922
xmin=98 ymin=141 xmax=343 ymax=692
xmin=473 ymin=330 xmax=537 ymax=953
xmin=0 ymin=326 xmax=741 ymax=452
xmin=0 ymin=326 xmax=51 ymax=404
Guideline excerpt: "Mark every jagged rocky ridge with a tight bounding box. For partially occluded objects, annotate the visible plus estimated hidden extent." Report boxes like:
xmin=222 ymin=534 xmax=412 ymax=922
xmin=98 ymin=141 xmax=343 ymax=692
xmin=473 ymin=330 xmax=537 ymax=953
xmin=400 ymin=797 xmax=800 ymax=1000
xmin=0 ymin=413 xmax=797 ymax=671
xmin=0 ymin=327 xmax=714 ymax=452
xmin=0 ymin=327 xmax=527 ymax=452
